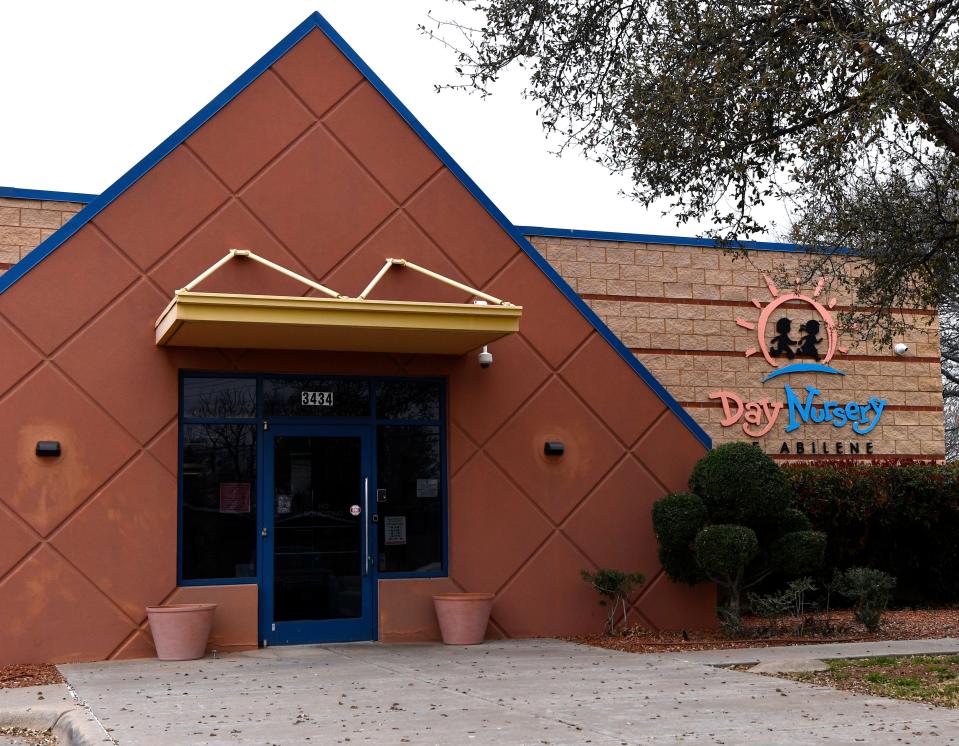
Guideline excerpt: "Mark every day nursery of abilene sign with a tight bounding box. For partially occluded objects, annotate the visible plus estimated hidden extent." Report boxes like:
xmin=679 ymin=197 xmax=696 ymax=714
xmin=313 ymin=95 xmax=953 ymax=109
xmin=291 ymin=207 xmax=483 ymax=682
xmin=0 ymin=11 xmax=943 ymax=665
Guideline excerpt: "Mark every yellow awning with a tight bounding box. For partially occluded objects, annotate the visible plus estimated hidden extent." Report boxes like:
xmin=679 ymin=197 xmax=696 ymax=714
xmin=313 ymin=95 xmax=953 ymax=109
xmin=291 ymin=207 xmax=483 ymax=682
xmin=154 ymin=251 xmax=521 ymax=355
xmin=155 ymin=291 xmax=521 ymax=354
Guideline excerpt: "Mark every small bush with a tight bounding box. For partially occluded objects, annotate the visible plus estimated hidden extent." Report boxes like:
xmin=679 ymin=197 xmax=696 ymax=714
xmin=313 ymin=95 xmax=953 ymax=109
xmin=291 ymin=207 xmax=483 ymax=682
xmin=835 ymin=567 xmax=897 ymax=632
xmin=580 ymin=568 xmax=644 ymax=635
xmin=748 ymin=576 xmax=817 ymax=635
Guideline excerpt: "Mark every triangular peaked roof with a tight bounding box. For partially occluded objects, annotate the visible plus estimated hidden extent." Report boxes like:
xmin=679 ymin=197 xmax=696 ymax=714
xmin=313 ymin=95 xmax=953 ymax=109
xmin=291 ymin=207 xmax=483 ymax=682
xmin=0 ymin=10 xmax=710 ymax=449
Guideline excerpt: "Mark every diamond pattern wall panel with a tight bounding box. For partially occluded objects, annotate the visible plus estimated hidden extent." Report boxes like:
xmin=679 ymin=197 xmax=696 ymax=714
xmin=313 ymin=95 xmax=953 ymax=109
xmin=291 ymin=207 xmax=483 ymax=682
xmin=562 ymin=458 xmax=663 ymax=579
xmin=150 ymin=201 xmax=313 ymax=298
xmin=0 ymin=19 xmax=711 ymax=661
xmin=405 ymin=169 xmax=520 ymax=288
xmin=52 ymin=454 xmax=177 ymax=622
xmin=447 ymin=333 xmax=550 ymax=446
xmin=273 ymin=30 xmax=363 ymax=119
xmin=0 ymin=316 xmax=40 ymax=396
xmin=0 ymin=226 xmax=138 ymax=355
xmin=241 ymin=127 xmax=395 ymax=275
xmin=187 ymin=70 xmax=314 ymax=191
xmin=94 ymin=147 xmax=229 ymax=271
xmin=55 ymin=281 xmax=220 ymax=444
xmin=0 ymin=503 xmax=38 ymax=580
xmin=323 ymin=212 xmax=469 ymax=303
xmin=325 ymin=82 xmax=441 ymax=203
xmin=561 ymin=333 xmax=667 ymax=445
xmin=449 ymin=454 xmax=552 ymax=593
xmin=0 ymin=365 xmax=139 ymax=536
xmin=493 ymin=533 xmax=607 ymax=637
xmin=0 ymin=546 xmax=134 ymax=664
xmin=484 ymin=379 xmax=622 ymax=524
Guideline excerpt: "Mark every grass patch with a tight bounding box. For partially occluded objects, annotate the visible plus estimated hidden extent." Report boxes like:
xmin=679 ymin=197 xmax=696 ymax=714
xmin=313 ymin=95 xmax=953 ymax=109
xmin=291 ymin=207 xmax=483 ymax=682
xmin=780 ymin=654 xmax=959 ymax=708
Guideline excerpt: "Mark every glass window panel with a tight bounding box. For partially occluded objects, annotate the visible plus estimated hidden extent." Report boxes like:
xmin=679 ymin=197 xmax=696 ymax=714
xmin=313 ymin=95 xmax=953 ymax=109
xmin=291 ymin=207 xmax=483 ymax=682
xmin=263 ymin=378 xmax=370 ymax=418
xmin=376 ymin=425 xmax=442 ymax=573
xmin=182 ymin=377 xmax=256 ymax=419
xmin=376 ymin=380 xmax=440 ymax=420
xmin=181 ymin=424 xmax=257 ymax=580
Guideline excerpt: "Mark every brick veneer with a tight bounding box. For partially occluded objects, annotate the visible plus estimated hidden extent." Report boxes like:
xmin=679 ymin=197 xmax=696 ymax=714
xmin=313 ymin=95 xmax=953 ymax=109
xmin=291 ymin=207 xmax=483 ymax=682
xmin=530 ymin=235 xmax=945 ymax=460
xmin=0 ymin=198 xmax=85 ymax=273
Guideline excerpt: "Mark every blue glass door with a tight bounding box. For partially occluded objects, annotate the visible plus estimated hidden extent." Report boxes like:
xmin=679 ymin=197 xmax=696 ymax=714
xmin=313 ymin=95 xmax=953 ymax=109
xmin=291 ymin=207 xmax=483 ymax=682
xmin=262 ymin=425 xmax=374 ymax=644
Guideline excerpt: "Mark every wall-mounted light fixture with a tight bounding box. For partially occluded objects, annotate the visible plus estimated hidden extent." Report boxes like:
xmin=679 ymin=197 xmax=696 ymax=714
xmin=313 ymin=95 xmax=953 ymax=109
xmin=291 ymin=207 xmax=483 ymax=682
xmin=35 ymin=441 xmax=61 ymax=458
xmin=544 ymin=441 xmax=565 ymax=456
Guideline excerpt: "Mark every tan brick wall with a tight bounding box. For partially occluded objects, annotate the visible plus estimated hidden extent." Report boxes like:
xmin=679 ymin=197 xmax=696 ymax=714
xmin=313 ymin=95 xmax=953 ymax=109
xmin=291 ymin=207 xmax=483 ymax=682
xmin=0 ymin=197 xmax=85 ymax=275
xmin=531 ymin=235 xmax=945 ymax=460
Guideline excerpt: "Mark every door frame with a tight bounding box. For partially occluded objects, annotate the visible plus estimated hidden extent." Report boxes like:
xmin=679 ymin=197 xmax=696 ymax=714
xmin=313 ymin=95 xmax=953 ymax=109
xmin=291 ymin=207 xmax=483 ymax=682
xmin=258 ymin=423 xmax=377 ymax=646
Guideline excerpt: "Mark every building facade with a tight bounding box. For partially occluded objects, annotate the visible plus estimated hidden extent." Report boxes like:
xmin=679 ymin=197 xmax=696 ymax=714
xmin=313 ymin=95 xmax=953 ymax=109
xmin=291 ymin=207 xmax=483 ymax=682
xmin=0 ymin=12 xmax=942 ymax=665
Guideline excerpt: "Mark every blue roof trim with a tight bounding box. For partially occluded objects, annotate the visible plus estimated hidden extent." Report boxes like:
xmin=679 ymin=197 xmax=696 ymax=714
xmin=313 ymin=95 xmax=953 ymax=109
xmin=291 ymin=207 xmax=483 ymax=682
xmin=304 ymin=17 xmax=711 ymax=448
xmin=518 ymin=225 xmax=839 ymax=254
xmin=0 ymin=12 xmax=711 ymax=450
xmin=0 ymin=186 xmax=97 ymax=204
xmin=0 ymin=15 xmax=321 ymax=296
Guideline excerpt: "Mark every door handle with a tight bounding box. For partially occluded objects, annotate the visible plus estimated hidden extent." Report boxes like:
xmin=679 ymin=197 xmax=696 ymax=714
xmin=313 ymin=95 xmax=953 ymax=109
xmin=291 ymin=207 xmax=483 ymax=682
xmin=261 ymin=527 xmax=268 ymax=537
xmin=364 ymin=476 xmax=370 ymax=576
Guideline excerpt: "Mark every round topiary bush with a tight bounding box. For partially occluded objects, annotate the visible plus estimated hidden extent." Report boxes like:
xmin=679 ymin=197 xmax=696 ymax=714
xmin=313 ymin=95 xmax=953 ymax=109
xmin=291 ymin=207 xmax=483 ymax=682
xmin=689 ymin=442 xmax=792 ymax=527
xmin=653 ymin=443 xmax=826 ymax=632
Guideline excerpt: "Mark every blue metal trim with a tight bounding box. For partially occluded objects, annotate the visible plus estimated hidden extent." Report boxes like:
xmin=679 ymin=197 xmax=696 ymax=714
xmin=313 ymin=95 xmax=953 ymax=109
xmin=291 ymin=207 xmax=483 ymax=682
xmin=516 ymin=225 xmax=852 ymax=255
xmin=5 ymin=11 xmax=710 ymax=451
xmin=303 ymin=16 xmax=713 ymax=450
xmin=378 ymin=571 xmax=448 ymax=580
xmin=178 ymin=577 xmax=257 ymax=587
xmin=0 ymin=14 xmax=321 ymax=296
xmin=0 ymin=186 xmax=97 ymax=204
xmin=262 ymin=422 xmax=375 ymax=645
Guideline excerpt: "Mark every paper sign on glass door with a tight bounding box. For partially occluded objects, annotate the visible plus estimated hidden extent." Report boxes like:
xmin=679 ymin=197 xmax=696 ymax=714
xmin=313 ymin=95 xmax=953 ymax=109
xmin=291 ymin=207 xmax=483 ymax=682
xmin=384 ymin=516 xmax=407 ymax=545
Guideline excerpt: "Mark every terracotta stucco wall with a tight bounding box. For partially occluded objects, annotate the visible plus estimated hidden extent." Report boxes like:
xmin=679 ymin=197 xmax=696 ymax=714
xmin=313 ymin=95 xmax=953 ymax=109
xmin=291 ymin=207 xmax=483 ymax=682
xmin=0 ymin=27 xmax=713 ymax=664
xmin=0 ymin=198 xmax=85 ymax=274
xmin=531 ymin=236 xmax=945 ymax=460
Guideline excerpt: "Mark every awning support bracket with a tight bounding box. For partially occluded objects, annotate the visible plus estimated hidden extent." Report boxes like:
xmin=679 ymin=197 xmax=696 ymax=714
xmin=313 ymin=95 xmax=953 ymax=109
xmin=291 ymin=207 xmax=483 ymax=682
xmin=357 ymin=258 xmax=514 ymax=306
xmin=178 ymin=249 xmax=346 ymax=299
xmin=176 ymin=250 xmax=515 ymax=307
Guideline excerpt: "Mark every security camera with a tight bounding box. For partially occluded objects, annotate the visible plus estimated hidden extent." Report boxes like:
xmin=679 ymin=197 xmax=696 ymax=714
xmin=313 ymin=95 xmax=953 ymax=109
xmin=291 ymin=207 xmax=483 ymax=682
xmin=478 ymin=346 xmax=493 ymax=368
xmin=894 ymin=343 xmax=909 ymax=356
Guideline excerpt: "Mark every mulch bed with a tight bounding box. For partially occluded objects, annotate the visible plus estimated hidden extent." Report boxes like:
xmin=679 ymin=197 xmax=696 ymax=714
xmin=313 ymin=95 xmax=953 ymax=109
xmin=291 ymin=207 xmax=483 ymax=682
xmin=573 ymin=609 xmax=959 ymax=654
xmin=0 ymin=665 xmax=63 ymax=690
xmin=0 ymin=727 xmax=57 ymax=745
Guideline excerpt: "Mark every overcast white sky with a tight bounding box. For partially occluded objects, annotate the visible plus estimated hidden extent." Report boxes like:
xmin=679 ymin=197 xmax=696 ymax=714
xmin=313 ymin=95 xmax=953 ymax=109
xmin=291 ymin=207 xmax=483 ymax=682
xmin=0 ymin=1 xmax=781 ymax=237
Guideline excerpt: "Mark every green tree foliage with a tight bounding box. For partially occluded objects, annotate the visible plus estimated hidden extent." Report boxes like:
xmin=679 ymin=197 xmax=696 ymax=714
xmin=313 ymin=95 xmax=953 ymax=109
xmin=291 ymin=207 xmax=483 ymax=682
xmin=652 ymin=444 xmax=826 ymax=632
xmin=428 ymin=0 xmax=959 ymax=342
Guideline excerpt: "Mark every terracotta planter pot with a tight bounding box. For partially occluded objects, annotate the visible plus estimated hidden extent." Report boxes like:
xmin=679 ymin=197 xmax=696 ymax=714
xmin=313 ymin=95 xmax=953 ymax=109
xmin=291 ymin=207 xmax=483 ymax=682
xmin=146 ymin=603 xmax=217 ymax=661
xmin=432 ymin=593 xmax=494 ymax=645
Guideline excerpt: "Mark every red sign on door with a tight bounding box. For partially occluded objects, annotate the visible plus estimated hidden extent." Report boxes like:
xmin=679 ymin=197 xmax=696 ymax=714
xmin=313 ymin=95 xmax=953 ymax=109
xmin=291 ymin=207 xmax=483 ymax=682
xmin=219 ymin=482 xmax=251 ymax=513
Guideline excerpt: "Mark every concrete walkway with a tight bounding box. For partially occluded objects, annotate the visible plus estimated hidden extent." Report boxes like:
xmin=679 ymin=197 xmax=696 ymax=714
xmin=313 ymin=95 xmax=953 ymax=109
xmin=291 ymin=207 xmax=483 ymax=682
xmin=53 ymin=638 xmax=959 ymax=745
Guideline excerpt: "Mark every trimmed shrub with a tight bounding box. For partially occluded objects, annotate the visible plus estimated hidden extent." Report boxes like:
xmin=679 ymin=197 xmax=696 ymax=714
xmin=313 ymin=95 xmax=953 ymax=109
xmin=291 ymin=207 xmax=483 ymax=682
xmin=654 ymin=444 xmax=826 ymax=632
xmin=690 ymin=442 xmax=792 ymax=528
xmin=694 ymin=525 xmax=759 ymax=579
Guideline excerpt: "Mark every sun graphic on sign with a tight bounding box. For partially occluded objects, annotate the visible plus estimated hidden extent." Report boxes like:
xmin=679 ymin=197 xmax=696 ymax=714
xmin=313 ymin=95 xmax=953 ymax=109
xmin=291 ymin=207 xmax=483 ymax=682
xmin=734 ymin=274 xmax=847 ymax=381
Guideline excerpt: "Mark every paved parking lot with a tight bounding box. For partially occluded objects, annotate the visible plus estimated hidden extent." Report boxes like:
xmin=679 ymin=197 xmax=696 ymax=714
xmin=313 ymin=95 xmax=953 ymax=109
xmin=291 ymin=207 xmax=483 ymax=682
xmin=56 ymin=638 xmax=959 ymax=745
